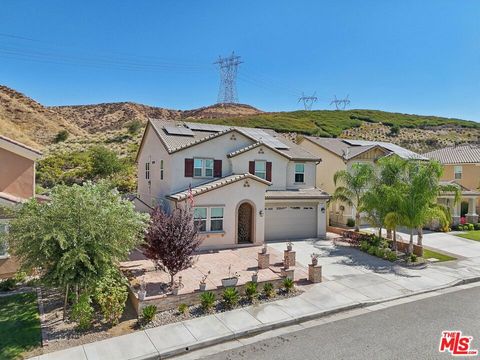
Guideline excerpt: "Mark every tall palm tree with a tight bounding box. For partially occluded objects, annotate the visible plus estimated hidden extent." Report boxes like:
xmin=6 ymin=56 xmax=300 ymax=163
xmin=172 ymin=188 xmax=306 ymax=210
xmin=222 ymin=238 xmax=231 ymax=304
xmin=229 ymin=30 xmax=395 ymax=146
xmin=333 ymin=163 xmax=374 ymax=232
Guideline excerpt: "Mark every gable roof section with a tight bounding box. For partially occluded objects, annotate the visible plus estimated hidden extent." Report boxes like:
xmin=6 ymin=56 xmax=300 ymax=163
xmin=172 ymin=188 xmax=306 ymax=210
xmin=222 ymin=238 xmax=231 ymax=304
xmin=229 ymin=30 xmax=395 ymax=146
xmin=167 ymin=173 xmax=271 ymax=201
xmin=140 ymin=119 xmax=319 ymax=161
xmin=227 ymin=141 xmax=319 ymax=161
xmin=0 ymin=135 xmax=42 ymax=161
xmin=423 ymin=145 xmax=480 ymax=164
xmin=302 ymin=136 xmax=427 ymax=161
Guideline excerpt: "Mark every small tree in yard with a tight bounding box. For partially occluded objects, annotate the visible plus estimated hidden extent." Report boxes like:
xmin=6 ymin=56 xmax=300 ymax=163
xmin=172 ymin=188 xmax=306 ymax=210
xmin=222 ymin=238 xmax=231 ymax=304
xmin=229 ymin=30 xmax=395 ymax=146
xmin=8 ymin=181 xmax=149 ymax=318
xmin=143 ymin=205 xmax=202 ymax=286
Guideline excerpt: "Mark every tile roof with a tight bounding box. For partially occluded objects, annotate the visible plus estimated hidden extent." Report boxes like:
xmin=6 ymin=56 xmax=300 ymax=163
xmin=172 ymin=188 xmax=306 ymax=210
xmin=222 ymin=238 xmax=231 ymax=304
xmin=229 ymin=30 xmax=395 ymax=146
xmin=303 ymin=137 xmax=427 ymax=160
xmin=147 ymin=119 xmax=319 ymax=161
xmin=265 ymin=188 xmax=331 ymax=200
xmin=423 ymin=145 xmax=480 ymax=164
xmin=167 ymin=173 xmax=271 ymax=201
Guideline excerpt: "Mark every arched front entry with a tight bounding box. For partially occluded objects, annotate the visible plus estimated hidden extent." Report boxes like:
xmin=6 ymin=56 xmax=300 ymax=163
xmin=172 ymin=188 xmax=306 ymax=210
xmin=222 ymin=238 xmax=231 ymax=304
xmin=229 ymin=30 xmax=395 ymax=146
xmin=237 ymin=202 xmax=254 ymax=244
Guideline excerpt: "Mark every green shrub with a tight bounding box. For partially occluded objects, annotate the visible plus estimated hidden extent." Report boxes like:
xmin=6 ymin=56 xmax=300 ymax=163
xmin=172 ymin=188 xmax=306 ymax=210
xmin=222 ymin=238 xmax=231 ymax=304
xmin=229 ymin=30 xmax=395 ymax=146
xmin=200 ymin=291 xmax=216 ymax=312
xmin=263 ymin=282 xmax=276 ymax=298
xmin=467 ymin=223 xmax=475 ymax=231
xmin=283 ymin=278 xmax=294 ymax=294
xmin=458 ymin=225 xmax=464 ymax=231
xmin=222 ymin=287 xmax=239 ymax=309
xmin=475 ymin=223 xmax=480 ymax=230
xmin=388 ymin=124 xmax=400 ymax=137
xmin=13 ymin=271 xmax=27 ymax=284
xmin=367 ymin=246 xmax=377 ymax=255
xmin=127 ymin=120 xmax=143 ymax=135
xmin=0 ymin=278 xmax=16 ymax=291
xmin=374 ymin=247 xmax=385 ymax=258
xmin=360 ymin=241 xmax=369 ymax=252
xmin=386 ymin=251 xmax=398 ymax=262
xmin=451 ymin=224 xmax=459 ymax=231
xmin=94 ymin=268 xmax=129 ymax=325
xmin=178 ymin=303 xmax=189 ymax=316
xmin=54 ymin=130 xmax=69 ymax=143
xmin=410 ymin=254 xmax=418 ymax=263
xmin=71 ymin=293 xmax=94 ymax=330
xmin=142 ymin=305 xmax=157 ymax=323
xmin=346 ymin=218 xmax=355 ymax=227
xmin=245 ymin=281 xmax=258 ymax=302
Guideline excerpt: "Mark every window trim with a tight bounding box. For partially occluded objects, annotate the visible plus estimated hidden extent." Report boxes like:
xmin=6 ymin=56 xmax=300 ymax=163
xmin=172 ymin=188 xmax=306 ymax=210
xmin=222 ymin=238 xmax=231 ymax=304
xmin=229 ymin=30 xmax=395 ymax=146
xmin=194 ymin=206 xmax=225 ymax=233
xmin=145 ymin=161 xmax=150 ymax=180
xmin=160 ymin=160 xmax=164 ymax=180
xmin=294 ymin=163 xmax=305 ymax=183
xmin=193 ymin=158 xmax=215 ymax=178
xmin=254 ymin=160 xmax=267 ymax=180
xmin=454 ymin=165 xmax=462 ymax=180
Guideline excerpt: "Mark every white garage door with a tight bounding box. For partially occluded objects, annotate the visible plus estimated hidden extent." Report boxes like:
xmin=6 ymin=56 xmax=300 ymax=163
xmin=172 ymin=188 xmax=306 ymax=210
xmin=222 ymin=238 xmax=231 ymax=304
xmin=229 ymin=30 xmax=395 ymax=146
xmin=265 ymin=203 xmax=317 ymax=241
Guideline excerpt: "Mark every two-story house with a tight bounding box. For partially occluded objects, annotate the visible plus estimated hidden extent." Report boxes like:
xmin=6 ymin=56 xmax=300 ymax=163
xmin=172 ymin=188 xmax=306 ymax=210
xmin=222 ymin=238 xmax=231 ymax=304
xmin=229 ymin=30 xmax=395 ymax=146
xmin=0 ymin=135 xmax=42 ymax=278
xmin=136 ymin=119 xmax=330 ymax=249
xmin=423 ymin=145 xmax=480 ymax=224
xmin=298 ymin=137 xmax=427 ymax=226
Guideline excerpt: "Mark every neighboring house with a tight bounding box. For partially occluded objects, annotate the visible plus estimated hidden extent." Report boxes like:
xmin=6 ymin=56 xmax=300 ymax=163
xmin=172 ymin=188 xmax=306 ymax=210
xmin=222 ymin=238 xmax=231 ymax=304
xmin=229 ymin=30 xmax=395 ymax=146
xmin=136 ymin=120 xmax=330 ymax=249
xmin=0 ymin=135 xmax=42 ymax=278
xmin=298 ymin=137 xmax=427 ymax=226
xmin=424 ymin=145 xmax=480 ymax=224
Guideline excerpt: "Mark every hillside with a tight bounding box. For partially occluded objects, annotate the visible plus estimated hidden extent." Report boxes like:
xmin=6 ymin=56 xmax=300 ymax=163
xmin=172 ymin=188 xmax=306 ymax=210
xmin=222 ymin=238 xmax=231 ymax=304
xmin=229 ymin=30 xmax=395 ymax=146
xmin=0 ymin=85 xmax=478 ymax=155
xmin=0 ymin=85 xmax=85 ymax=148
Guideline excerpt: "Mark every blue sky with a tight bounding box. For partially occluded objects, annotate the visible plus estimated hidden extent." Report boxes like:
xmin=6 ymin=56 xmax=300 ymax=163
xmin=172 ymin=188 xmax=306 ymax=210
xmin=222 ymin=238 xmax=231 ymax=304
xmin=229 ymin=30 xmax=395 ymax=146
xmin=1 ymin=0 xmax=479 ymax=121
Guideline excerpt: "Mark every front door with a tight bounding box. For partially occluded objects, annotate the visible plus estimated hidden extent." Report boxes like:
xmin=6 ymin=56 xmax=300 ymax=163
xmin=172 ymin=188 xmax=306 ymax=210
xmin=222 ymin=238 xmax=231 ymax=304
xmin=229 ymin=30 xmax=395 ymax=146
xmin=238 ymin=202 xmax=253 ymax=244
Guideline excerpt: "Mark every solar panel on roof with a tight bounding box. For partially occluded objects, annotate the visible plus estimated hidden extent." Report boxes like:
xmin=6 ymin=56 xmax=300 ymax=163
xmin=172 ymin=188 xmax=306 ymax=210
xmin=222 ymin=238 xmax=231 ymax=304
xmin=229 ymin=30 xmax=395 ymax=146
xmin=239 ymin=128 xmax=290 ymax=149
xmin=163 ymin=125 xmax=195 ymax=136
xmin=185 ymin=123 xmax=228 ymax=132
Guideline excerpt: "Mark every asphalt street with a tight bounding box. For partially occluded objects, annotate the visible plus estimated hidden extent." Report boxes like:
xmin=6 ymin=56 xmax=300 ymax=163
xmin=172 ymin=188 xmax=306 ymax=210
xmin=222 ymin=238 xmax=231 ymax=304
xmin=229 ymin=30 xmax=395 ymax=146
xmin=204 ymin=287 xmax=480 ymax=360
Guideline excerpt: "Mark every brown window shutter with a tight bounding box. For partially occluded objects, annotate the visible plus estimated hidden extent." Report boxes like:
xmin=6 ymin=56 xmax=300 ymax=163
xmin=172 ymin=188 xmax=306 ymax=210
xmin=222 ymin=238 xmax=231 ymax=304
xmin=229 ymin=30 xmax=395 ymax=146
xmin=249 ymin=161 xmax=255 ymax=175
xmin=266 ymin=162 xmax=272 ymax=181
xmin=185 ymin=158 xmax=194 ymax=177
xmin=214 ymin=160 xmax=222 ymax=177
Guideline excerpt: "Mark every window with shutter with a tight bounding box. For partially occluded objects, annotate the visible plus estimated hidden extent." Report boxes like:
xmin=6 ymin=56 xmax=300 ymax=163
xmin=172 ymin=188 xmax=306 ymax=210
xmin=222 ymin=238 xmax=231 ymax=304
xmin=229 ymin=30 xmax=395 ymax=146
xmin=266 ymin=161 xmax=272 ymax=181
xmin=185 ymin=158 xmax=194 ymax=177
xmin=214 ymin=160 xmax=222 ymax=177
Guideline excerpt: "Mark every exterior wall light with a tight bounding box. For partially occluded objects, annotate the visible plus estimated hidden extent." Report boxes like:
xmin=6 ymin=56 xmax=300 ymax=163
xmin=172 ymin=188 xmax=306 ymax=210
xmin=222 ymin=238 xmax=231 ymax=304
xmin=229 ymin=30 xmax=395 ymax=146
xmin=259 ymin=210 xmax=264 ymax=217
xmin=321 ymin=207 xmax=325 ymax=213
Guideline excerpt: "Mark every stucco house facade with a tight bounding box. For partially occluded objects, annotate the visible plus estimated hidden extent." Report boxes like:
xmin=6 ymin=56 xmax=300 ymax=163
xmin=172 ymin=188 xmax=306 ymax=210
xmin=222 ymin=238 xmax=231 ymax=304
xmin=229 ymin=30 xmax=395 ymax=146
xmin=298 ymin=137 xmax=427 ymax=226
xmin=0 ymin=135 xmax=42 ymax=278
xmin=423 ymin=145 xmax=480 ymax=224
xmin=136 ymin=120 xmax=330 ymax=249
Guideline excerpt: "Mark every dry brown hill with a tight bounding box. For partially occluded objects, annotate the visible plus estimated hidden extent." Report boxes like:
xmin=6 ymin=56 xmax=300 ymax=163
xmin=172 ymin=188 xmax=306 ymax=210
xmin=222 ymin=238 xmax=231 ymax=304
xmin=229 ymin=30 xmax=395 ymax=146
xmin=0 ymin=86 xmax=85 ymax=148
xmin=51 ymin=102 xmax=182 ymax=133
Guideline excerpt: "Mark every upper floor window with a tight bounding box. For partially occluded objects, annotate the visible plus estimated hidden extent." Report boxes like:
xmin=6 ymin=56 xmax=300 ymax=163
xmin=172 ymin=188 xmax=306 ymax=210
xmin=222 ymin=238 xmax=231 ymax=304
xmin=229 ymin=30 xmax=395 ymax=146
xmin=295 ymin=163 xmax=305 ymax=183
xmin=255 ymin=161 xmax=266 ymax=179
xmin=160 ymin=160 xmax=164 ymax=180
xmin=145 ymin=162 xmax=150 ymax=180
xmin=454 ymin=166 xmax=462 ymax=180
xmin=194 ymin=158 xmax=214 ymax=178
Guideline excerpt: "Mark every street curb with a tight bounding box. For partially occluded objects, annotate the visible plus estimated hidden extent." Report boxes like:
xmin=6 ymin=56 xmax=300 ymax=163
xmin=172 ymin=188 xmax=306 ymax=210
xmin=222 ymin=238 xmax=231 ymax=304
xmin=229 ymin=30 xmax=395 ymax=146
xmin=157 ymin=275 xmax=480 ymax=359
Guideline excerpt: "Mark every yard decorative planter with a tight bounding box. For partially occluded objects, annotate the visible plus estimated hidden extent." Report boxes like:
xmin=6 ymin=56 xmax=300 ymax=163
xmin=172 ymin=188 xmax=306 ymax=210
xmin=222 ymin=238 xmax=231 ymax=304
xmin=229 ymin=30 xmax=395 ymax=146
xmin=261 ymin=244 xmax=268 ymax=254
xmin=199 ymin=271 xmax=210 ymax=291
xmin=221 ymin=277 xmax=239 ymax=287
xmin=287 ymin=241 xmax=293 ymax=252
xmin=138 ymin=289 xmax=146 ymax=300
xmin=311 ymin=253 xmax=320 ymax=266
xmin=199 ymin=282 xmax=207 ymax=291
xmin=252 ymin=272 xmax=258 ymax=283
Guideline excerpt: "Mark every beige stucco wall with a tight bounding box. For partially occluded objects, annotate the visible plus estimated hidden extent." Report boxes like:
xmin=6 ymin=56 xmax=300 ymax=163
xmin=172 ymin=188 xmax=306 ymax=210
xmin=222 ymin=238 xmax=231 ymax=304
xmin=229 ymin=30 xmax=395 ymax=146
xmin=170 ymin=178 xmax=267 ymax=250
xmin=0 ymin=147 xmax=35 ymax=199
xmin=441 ymin=164 xmax=480 ymax=191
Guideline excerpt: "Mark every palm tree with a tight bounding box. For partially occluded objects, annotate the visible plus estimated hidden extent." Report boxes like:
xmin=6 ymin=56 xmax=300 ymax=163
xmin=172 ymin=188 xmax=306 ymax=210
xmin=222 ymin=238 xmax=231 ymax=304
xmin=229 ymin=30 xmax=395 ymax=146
xmin=333 ymin=163 xmax=374 ymax=232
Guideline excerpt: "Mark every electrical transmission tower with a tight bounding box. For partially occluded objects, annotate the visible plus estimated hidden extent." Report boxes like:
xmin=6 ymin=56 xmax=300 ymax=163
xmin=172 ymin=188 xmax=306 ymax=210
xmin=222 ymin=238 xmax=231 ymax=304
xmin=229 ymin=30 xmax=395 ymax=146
xmin=214 ymin=52 xmax=243 ymax=104
xmin=298 ymin=92 xmax=318 ymax=110
xmin=330 ymin=95 xmax=351 ymax=110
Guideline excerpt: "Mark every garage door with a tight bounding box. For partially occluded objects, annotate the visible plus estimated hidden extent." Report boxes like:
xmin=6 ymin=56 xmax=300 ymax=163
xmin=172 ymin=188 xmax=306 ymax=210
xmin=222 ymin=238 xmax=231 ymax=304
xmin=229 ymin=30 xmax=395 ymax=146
xmin=265 ymin=203 xmax=317 ymax=241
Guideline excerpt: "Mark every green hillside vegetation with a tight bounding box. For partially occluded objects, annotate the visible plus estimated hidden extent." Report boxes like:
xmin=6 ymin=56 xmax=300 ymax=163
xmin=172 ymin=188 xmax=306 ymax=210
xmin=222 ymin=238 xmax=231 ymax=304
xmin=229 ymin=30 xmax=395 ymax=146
xmin=187 ymin=109 xmax=480 ymax=137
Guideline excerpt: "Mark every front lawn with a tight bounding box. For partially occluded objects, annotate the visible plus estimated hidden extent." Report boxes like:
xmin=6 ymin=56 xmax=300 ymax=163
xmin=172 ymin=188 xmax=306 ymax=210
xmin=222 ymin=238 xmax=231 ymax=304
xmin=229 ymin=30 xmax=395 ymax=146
xmin=0 ymin=292 xmax=41 ymax=359
xmin=456 ymin=230 xmax=480 ymax=242
xmin=422 ymin=249 xmax=457 ymax=262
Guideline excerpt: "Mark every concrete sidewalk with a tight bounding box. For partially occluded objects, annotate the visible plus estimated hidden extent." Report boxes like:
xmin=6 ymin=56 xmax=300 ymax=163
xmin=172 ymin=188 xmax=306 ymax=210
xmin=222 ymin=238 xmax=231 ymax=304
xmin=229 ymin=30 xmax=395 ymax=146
xmin=32 ymin=237 xmax=480 ymax=360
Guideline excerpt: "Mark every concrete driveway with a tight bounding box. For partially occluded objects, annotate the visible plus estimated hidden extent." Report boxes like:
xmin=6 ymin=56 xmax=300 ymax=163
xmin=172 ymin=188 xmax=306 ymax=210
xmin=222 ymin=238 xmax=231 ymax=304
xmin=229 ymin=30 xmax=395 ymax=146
xmin=266 ymin=237 xmax=475 ymax=304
